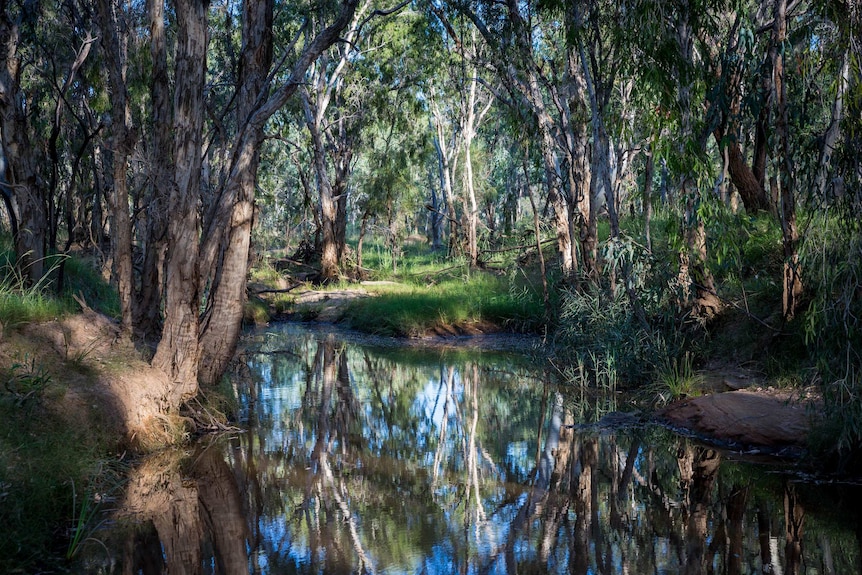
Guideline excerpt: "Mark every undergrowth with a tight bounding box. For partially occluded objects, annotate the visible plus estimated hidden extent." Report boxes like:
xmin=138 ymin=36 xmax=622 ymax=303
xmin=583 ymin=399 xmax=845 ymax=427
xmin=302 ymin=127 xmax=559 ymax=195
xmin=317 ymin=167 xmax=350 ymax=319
xmin=0 ymin=237 xmax=120 ymax=326
xmin=0 ymin=368 xmax=120 ymax=571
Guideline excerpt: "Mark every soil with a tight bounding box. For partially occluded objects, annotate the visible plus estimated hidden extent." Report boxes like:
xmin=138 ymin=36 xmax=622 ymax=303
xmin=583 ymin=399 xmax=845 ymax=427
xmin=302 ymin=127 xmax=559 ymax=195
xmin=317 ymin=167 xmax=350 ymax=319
xmin=289 ymin=286 xmax=374 ymax=322
xmin=3 ymin=307 xmax=178 ymax=449
xmin=653 ymin=357 xmax=821 ymax=457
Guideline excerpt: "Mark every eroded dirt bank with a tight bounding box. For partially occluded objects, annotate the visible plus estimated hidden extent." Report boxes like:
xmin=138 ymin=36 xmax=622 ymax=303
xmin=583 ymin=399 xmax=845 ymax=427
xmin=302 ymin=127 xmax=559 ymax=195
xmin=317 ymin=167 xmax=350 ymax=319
xmin=5 ymin=308 xmax=179 ymax=448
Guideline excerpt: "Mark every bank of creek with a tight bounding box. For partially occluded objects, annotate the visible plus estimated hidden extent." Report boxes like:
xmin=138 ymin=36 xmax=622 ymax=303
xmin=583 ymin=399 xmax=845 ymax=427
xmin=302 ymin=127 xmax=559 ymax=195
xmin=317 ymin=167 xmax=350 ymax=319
xmin=71 ymin=322 xmax=861 ymax=574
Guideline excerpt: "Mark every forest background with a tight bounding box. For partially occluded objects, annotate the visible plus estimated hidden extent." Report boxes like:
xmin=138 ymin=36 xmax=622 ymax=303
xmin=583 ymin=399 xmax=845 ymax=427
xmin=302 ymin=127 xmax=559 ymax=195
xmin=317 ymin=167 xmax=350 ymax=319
xmin=0 ymin=0 xmax=860 ymax=565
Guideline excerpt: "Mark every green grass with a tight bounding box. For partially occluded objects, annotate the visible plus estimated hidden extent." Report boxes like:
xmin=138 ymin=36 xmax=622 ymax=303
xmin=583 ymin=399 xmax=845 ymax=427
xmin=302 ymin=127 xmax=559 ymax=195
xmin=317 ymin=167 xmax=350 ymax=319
xmin=0 ymin=244 xmax=68 ymax=327
xmin=653 ymin=352 xmax=703 ymax=403
xmin=0 ymin=284 xmax=67 ymax=328
xmin=58 ymin=255 xmax=120 ymax=319
xmin=341 ymin=273 xmax=544 ymax=336
xmin=0 ymin=237 xmax=119 ymax=326
xmin=352 ymin=235 xmax=451 ymax=280
xmin=0 ymin=377 xmax=119 ymax=571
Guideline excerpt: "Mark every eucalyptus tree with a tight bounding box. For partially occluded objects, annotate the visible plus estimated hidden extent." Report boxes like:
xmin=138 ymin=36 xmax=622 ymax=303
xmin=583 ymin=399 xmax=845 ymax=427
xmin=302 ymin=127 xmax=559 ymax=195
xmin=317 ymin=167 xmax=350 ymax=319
xmin=428 ymin=81 xmax=462 ymax=258
xmin=457 ymin=30 xmax=495 ymax=267
xmin=771 ymin=0 xmax=803 ymax=320
xmin=97 ymin=0 xmax=135 ymax=335
xmin=298 ymin=0 xmax=420 ymax=282
xmin=90 ymin=0 xmax=362 ymax=405
xmin=425 ymin=15 xmax=496 ymax=266
xmin=447 ymin=0 xmax=583 ymax=279
xmin=706 ymin=3 xmax=773 ymax=214
xmin=0 ymin=0 xmax=100 ymax=285
xmin=354 ymin=83 xmax=430 ymax=271
xmin=299 ymin=0 xmax=373 ymax=281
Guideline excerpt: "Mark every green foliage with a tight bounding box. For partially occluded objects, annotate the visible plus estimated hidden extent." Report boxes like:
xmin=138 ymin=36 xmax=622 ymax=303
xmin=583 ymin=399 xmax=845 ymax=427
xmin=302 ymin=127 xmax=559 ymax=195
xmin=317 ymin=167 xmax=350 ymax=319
xmin=801 ymin=216 xmax=862 ymax=463
xmin=553 ymin=232 xmax=687 ymax=391
xmin=0 ymin=284 xmax=66 ymax=329
xmin=0 ymin=244 xmax=67 ymax=327
xmin=3 ymin=355 xmax=53 ymax=406
xmin=554 ymin=286 xmax=680 ymax=390
xmin=0 ymin=238 xmax=119 ymax=326
xmin=652 ymin=352 xmax=703 ymax=403
xmin=58 ymin=255 xmax=121 ymax=320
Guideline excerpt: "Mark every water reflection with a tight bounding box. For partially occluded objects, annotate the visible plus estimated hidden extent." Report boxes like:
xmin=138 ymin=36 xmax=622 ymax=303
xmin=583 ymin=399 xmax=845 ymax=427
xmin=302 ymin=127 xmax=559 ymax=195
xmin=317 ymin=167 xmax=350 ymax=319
xmin=83 ymin=325 xmax=862 ymax=574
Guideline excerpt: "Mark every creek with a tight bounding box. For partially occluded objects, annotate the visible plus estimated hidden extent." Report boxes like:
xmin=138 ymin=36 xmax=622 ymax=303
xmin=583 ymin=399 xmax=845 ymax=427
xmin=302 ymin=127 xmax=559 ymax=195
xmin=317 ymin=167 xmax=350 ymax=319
xmin=79 ymin=323 xmax=862 ymax=574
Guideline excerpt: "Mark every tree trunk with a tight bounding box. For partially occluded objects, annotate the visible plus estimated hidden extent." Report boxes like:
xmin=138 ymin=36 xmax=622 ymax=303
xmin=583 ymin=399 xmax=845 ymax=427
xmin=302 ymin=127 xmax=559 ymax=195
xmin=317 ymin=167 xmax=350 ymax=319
xmin=676 ymin=0 xmax=722 ymax=319
xmin=463 ymin=137 xmax=479 ymax=267
xmin=427 ymin=169 xmax=442 ymax=249
xmin=460 ymin=46 xmax=491 ymax=268
xmin=301 ymin=87 xmax=340 ymax=282
xmin=333 ymin=116 xmax=352 ymax=265
xmin=531 ymin=82 xmax=575 ymax=279
xmin=431 ymin=101 xmax=461 ymax=259
xmin=772 ymin=0 xmax=802 ymax=321
xmin=753 ymin=52 xmax=773 ymax=190
xmin=152 ymin=0 xmax=207 ymax=402
xmin=357 ymin=209 xmax=370 ymax=271
xmin=97 ymin=0 xmax=135 ymax=336
xmin=526 ymin=170 xmax=549 ymax=328
xmin=0 ymin=10 xmax=47 ymax=285
xmin=713 ymin=38 xmax=771 ymax=214
xmin=644 ymin=144 xmax=654 ymax=253
xmin=136 ymin=0 xmax=173 ymax=341
xmin=815 ymin=51 xmax=848 ymax=198
xmin=195 ymin=0 xmax=360 ymax=387
xmin=726 ymin=138 xmax=771 ymax=212
xmin=197 ymin=0 xmax=273 ymax=387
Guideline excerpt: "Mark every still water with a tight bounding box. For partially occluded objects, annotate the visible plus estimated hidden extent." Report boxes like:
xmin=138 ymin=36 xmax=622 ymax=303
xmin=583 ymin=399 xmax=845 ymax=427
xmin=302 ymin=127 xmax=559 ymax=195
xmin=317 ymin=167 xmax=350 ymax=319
xmin=83 ymin=324 xmax=862 ymax=574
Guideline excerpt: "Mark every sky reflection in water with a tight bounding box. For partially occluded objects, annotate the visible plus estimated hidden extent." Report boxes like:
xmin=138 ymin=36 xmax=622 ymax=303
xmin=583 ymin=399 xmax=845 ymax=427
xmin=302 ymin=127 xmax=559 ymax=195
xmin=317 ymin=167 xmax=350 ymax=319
xmin=85 ymin=324 xmax=862 ymax=574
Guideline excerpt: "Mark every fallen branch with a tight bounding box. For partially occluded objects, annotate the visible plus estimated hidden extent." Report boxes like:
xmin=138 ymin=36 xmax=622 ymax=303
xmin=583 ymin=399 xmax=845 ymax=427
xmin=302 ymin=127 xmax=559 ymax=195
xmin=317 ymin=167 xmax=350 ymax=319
xmin=251 ymin=284 xmax=303 ymax=295
xmin=481 ymin=237 xmax=557 ymax=255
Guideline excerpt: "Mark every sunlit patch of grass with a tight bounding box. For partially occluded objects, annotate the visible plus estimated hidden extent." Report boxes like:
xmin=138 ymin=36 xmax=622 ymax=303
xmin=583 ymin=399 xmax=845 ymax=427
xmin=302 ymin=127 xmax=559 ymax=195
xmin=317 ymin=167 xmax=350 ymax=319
xmin=248 ymin=258 xmax=284 ymax=285
xmin=342 ymin=272 xmax=544 ymax=336
xmin=0 ymin=285 xmax=66 ymax=328
xmin=0 ymin=238 xmax=120 ymax=326
xmin=0 ymin=244 xmax=68 ymax=327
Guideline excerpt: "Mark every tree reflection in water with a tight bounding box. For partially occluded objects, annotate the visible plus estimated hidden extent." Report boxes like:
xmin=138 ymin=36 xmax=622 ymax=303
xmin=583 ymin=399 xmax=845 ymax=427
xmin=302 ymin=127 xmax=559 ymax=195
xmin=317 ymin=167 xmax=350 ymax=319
xmin=80 ymin=325 xmax=862 ymax=574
